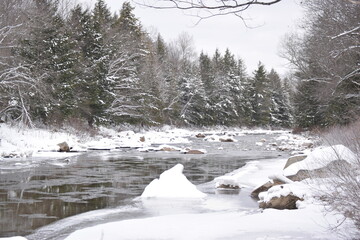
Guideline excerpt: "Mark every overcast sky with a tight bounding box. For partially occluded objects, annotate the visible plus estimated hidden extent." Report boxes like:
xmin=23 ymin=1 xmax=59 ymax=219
xmin=78 ymin=0 xmax=305 ymax=75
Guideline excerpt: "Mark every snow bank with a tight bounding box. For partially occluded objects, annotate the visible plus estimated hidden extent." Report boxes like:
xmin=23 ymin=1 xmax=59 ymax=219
xmin=141 ymin=164 xmax=206 ymax=199
xmin=0 ymin=237 xmax=28 ymax=240
xmin=0 ymin=124 xmax=192 ymax=160
xmin=0 ymin=124 xmax=87 ymax=158
xmin=284 ymin=145 xmax=358 ymax=176
xmin=64 ymin=203 xmax=351 ymax=240
xmin=215 ymin=159 xmax=287 ymax=189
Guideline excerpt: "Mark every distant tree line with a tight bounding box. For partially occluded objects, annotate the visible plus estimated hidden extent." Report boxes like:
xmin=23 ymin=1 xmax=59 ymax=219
xmin=0 ymin=0 xmax=293 ymax=128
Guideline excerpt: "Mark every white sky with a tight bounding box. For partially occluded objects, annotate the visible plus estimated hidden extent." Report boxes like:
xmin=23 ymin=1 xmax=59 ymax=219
xmin=78 ymin=0 xmax=305 ymax=75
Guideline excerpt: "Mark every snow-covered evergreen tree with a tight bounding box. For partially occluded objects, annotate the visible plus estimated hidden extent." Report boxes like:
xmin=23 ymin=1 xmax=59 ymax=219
xmin=250 ymin=62 xmax=271 ymax=126
xmin=106 ymin=2 xmax=151 ymax=124
xmin=268 ymin=69 xmax=292 ymax=127
xmin=17 ymin=1 xmax=79 ymax=124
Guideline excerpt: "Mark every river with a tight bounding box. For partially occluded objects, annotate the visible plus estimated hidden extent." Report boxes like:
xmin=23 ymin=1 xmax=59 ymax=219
xmin=0 ymin=132 xmax=289 ymax=239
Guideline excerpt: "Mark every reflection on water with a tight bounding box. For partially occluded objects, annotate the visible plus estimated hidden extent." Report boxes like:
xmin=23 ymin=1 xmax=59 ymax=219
xmin=0 ymin=134 xmax=285 ymax=238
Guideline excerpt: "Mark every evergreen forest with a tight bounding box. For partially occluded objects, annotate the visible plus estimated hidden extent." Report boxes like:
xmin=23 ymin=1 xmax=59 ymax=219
xmin=0 ymin=0 xmax=359 ymax=129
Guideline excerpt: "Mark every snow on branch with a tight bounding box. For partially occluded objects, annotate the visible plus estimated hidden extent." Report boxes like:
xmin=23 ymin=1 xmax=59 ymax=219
xmin=0 ymin=24 xmax=22 ymax=45
xmin=331 ymin=25 xmax=360 ymax=40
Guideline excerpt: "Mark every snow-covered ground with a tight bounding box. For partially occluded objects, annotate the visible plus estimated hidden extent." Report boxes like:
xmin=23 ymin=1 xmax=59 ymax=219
xmin=1 ymin=123 xmax=358 ymax=239
xmin=64 ymin=152 xmax=357 ymax=240
xmin=0 ymin=123 xmax=311 ymax=160
xmin=0 ymin=124 xmax=193 ymax=159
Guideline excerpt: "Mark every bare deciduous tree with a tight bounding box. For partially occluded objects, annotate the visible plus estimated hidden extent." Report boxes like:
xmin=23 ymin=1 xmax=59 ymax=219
xmin=281 ymin=0 xmax=360 ymax=126
xmin=135 ymin=0 xmax=282 ymax=21
xmin=318 ymin=121 xmax=360 ymax=233
xmin=0 ymin=0 xmax=42 ymax=127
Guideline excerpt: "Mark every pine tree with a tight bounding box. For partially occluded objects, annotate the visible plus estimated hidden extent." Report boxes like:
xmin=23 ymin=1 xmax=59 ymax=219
xmin=215 ymin=49 xmax=239 ymax=125
xmin=106 ymin=1 xmax=149 ymax=124
xmin=293 ymin=79 xmax=323 ymax=128
xmin=250 ymin=62 xmax=271 ymax=126
xmin=199 ymin=52 xmax=215 ymax=125
xmin=17 ymin=1 xmax=79 ymax=124
xmin=268 ymin=69 xmax=291 ymax=127
xmin=77 ymin=0 xmax=113 ymax=126
xmin=234 ymin=58 xmax=252 ymax=125
xmin=156 ymin=34 xmax=167 ymax=61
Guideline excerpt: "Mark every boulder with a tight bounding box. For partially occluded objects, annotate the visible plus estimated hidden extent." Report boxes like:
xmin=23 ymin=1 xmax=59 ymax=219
xmin=184 ymin=149 xmax=205 ymax=154
xmin=278 ymin=146 xmax=290 ymax=151
xmin=251 ymin=179 xmax=285 ymax=199
xmin=159 ymin=146 xmax=179 ymax=152
xmin=286 ymin=159 xmax=352 ymax=182
xmin=195 ymin=133 xmax=206 ymax=138
xmin=139 ymin=136 xmax=145 ymax=142
xmin=216 ymin=184 xmax=240 ymax=189
xmin=302 ymin=140 xmax=314 ymax=148
xmin=286 ymin=160 xmax=353 ymax=181
xmin=283 ymin=155 xmax=307 ymax=170
xmin=219 ymin=138 xmax=234 ymax=142
xmin=58 ymin=142 xmax=70 ymax=152
xmin=259 ymin=194 xmax=302 ymax=210
xmin=286 ymin=169 xmax=311 ymax=181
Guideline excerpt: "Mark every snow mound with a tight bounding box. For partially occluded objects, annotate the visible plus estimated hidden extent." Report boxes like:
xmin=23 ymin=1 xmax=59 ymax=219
xmin=215 ymin=159 xmax=287 ymax=189
xmin=284 ymin=145 xmax=358 ymax=176
xmin=141 ymin=164 xmax=206 ymax=199
xmin=64 ymin=204 xmax=352 ymax=240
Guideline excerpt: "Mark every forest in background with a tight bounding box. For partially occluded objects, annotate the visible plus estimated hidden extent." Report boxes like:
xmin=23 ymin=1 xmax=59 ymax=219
xmin=0 ymin=0 xmax=359 ymax=129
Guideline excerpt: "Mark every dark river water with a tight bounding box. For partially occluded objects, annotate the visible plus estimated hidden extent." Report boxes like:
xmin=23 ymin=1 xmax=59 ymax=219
xmin=0 ymin=133 xmax=289 ymax=239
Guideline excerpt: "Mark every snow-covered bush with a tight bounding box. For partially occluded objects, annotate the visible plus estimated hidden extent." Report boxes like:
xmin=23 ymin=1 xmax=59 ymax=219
xmin=317 ymin=121 xmax=360 ymax=230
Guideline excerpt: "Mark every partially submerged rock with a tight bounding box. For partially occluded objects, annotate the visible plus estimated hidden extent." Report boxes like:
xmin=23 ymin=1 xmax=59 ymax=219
xmin=259 ymin=194 xmax=303 ymax=210
xmin=216 ymin=184 xmax=240 ymax=190
xmin=184 ymin=149 xmax=206 ymax=154
xmin=251 ymin=174 xmax=294 ymax=199
xmin=251 ymin=179 xmax=285 ymax=199
xmin=219 ymin=137 xmax=235 ymax=142
xmin=58 ymin=142 xmax=70 ymax=152
xmin=195 ymin=133 xmax=206 ymax=138
xmin=159 ymin=146 xmax=180 ymax=152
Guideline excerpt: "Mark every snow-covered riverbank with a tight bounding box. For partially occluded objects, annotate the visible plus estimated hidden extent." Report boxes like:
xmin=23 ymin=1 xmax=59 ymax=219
xmin=0 ymin=123 xmax=308 ymax=160
xmin=1 ymin=124 xmax=358 ymax=239
xmin=63 ymin=156 xmax=357 ymax=240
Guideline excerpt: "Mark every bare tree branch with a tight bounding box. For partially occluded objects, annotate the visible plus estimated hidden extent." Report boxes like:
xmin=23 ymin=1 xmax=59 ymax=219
xmin=134 ymin=0 xmax=282 ymax=22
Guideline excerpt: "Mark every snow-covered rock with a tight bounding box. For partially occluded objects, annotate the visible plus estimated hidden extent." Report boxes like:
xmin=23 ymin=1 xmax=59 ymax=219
xmin=183 ymin=149 xmax=206 ymax=154
xmin=283 ymin=154 xmax=307 ymax=170
xmin=141 ymin=164 xmax=206 ymax=199
xmin=214 ymin=159 xmax=288 ymax=190
xmin=204 ymin=134 xmax=237 ymax=143
xmin=274 ymin=134 xmax=315 ymax=152
xmin=258 ymin=182 xmax=308 ymax=210
xmin=284 ymin=145 xmax=357 ymax=176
